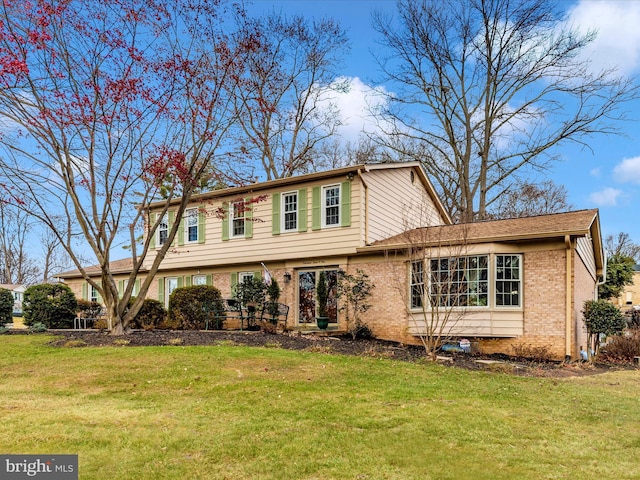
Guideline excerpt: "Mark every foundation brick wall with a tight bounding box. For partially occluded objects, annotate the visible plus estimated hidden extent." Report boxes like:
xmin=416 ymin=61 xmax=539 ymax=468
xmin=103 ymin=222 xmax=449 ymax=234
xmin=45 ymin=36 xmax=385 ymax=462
xmin=356 ymin=248 xmax=576 ymax=360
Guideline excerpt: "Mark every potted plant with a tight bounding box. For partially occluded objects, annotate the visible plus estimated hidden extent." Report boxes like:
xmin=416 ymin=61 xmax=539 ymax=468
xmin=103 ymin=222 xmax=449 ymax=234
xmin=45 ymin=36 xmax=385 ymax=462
xmin=316 ymin=271 xmax=329 ymax=330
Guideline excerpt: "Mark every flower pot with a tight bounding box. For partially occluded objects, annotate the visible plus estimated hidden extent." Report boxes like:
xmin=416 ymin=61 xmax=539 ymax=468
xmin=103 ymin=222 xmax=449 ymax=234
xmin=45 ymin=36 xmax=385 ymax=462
xmin=316 ymin=316 xmax=329 ymax=330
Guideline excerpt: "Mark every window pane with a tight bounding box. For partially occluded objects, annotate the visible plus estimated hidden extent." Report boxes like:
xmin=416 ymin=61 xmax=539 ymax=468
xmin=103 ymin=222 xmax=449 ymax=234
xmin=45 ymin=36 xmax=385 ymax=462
xmin=411 ymin=261 xmax=424 ymax=308
xmin=158 ymin=214 xmax=168 ymax=245
xmin=324 ymin=186 xmax=340 ymax=226
xmin=428 ymin=255 xmax=488 ymax=307
xmin=232 ymin=202 xmax=245 ymax=237
xmin=495 ymin=255 xmax=521 ymax=307
xmin=187 ymin=209 xmax=198 ymax=242
xmin=283 ymin=192 xmax=297 ymax=231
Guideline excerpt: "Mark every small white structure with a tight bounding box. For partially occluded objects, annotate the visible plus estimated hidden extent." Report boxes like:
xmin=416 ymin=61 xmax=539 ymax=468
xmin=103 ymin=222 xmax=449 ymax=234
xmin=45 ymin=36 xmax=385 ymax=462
xmin=0 ymin=284 xmax=26 ymax=314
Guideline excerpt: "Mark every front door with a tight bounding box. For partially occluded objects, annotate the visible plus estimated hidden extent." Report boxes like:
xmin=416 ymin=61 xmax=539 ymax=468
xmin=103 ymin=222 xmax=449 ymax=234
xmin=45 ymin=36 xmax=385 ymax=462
xmin=297 ymin=270 xmax=338 ymax=324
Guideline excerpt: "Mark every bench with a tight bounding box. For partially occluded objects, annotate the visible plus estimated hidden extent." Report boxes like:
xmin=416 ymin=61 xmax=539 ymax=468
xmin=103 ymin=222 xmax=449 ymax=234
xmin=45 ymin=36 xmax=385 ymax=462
xmin=204 ymin=299 xmax=289 ymax=331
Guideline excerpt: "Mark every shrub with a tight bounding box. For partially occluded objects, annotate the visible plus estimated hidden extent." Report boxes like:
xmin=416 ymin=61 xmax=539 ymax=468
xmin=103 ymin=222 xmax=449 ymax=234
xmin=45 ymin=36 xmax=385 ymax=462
xmin=169 ymin=285 xmax=224 ymax=330
xmin=128 ymin=298 xmax=166 ymax=330
xmin=511 ymin=343 xmax=553 ymax=363
xmin=582 ymin=300 xmax=626 ymax=357
xmin=29 ymin=322 xmax=48 ymax=333
xmin=599 ymin=330 xmax=640 ymax=363
xmin=0 ymin=288 xmax=14 ymax=325
xmin=0 ymin=325 xmax=8 ymax=334
xmin=76 ymin=299 xmax=103 ymax=319
xmin=23 ymin=284 xmax=78 ymax=329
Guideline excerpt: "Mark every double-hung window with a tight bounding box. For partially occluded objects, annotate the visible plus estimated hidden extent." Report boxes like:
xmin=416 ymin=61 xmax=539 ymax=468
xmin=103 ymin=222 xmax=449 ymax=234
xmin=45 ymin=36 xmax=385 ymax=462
xmin=410 ymin=260 xmax=425 ymax=308
xmin=90 ymin=285 xmax=99 ymax=303
xmin=158 ymin=213 xmax=168 ymax=246
xmin=282 ymin=191 xmax=298 ymax=232
xmin=495 ymin=255 xmax=521 ymax=307
xmin=193 ymin=275 xmax=207 ymax=286
xmin=186 ymin=208 xmax=198 ymax=243
xmin=231 ymin=201 xmax=246 ymax=238
xmin=323 ymin=185 xmax=340 ymax=227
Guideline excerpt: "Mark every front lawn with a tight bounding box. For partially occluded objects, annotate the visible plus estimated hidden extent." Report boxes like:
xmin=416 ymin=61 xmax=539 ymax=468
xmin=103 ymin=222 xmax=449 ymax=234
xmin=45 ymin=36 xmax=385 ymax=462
xmin=1 ymin=335 xmax=639 ymax=479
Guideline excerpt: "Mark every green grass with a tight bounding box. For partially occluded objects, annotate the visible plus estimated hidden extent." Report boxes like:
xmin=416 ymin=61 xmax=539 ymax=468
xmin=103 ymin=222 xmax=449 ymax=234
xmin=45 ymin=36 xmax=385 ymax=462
xmin=1 ymin=335 xmax=639 ymax=479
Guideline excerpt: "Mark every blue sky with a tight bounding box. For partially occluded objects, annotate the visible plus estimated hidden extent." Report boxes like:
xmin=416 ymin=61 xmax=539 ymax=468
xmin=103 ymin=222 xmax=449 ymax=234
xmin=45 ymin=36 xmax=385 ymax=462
xmin=248 ymin=0 xmax=640 ymax=245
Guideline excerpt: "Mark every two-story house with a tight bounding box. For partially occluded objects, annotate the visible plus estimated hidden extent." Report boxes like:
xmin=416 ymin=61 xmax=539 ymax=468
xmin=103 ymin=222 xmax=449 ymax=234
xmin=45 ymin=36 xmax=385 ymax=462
xmin=58 ymin=162 xmax=604 ymax=360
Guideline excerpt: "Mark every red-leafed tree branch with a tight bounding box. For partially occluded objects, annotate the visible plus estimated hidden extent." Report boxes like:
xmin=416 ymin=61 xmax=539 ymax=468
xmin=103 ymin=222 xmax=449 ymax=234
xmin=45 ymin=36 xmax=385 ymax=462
xmin=0 ymin=0 xmax=254 ymax=334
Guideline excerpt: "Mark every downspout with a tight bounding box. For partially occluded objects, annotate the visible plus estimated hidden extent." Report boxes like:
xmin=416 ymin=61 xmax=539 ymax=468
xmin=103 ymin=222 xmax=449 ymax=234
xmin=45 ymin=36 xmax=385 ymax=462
xmin=565 ymin=235 xmax=573 ymax=361
xmin=595 ymin=254 xmax=607 ymax=300
xmin=357 ymin=169 xmax=369 ymax=245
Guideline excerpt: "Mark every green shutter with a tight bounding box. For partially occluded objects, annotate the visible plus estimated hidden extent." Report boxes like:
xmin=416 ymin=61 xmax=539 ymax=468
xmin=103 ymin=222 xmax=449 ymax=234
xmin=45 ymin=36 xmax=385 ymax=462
xmin=158 ymin=278 xmax=165 ymax=302
xmin=118 ymin=280 xmax=124 ymax=298
xmin=177 ymin=215 xmax=184 ymax=246
xmin=96 ymin=283 xmax=103 ymax=304
xmin=221 ymin=202 xmax=229 ymax=241
xmin=169 ymin=211 xmax=176 ymax=246
xmin=272 ymin=193 xmax=281 ymax=235
xmin=185 ymin=276 xmax=192 ymax=287
xmin=312 ymin=186 xmax=321 ymax=230
xmin=149 ymin=213 xmax=157 ymax=249
xmin=134 ymin=279 xmax=140 ymax=297
xmin=254 ymin=270 xmax=261 ymax=279
xmin=341 ymin=181 xmax=351 ymax=227
xmin=231 ymin=272 xmax=238 ymax=297
xmin=198 ymin=207 xmax=206 ymax=244
xmin=177 ymin=277 xmax=183 ymax=288
xmin=298 ymin=188 xmax=307 ymax=232
xmin=82 ymin=283 xmax=88 ymax=301
xmin=245 ymin=198 xmax=253 ymax=239
xmin=206 ymin=274 xmax=212 ymax=286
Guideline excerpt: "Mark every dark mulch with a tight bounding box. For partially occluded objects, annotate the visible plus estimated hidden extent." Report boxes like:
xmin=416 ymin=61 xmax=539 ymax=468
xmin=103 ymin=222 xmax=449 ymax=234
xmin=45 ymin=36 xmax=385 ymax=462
xmin=9 ymin=329 xmax=632 ymax=377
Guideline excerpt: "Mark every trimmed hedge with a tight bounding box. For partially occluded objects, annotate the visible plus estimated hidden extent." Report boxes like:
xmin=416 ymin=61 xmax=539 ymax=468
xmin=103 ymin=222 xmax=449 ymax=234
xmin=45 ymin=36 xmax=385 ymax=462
xmin=169 ymin=285 xmax=224 ymax=330
xmin=0 ymin=288 xmax=14 ymax=324
xmin=23 ymin=283 xmax=78 ymax=329
xmin=129 ymin=298 xmax=166 ymax=330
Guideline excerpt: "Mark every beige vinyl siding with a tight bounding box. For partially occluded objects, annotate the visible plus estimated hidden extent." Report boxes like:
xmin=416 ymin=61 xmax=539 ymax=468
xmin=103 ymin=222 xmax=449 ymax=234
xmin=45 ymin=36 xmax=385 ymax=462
xmin=144 ymin=178 xmax=364 ymax=270
xmin=364 ymin=167 xmax=445 ymax=243
xmin=575 ymin=236 xmax=597 ymax=279
xmin=407 ymin=310 xmax=524 ymax=337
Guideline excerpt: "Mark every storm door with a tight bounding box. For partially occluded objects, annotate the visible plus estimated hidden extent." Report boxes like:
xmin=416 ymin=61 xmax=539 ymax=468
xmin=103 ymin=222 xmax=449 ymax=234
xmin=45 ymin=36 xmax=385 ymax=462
xmin=297 ymin=270 xmax=338 ymax=324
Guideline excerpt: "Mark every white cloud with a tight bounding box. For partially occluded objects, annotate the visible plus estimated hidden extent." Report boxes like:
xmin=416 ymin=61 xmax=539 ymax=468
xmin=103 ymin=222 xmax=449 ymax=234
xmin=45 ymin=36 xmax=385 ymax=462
xmin=589 ymin=187 xmax=622 ymax=206
xmin=567 ymin=0 xmax=640 ymax=75
xmin=613 ymin=156 xmax=640 ymax=184
xmin=590 ymin=168 xmax=601 ymax=177
xmin=320 ymin=76 xmax=390 ymax=142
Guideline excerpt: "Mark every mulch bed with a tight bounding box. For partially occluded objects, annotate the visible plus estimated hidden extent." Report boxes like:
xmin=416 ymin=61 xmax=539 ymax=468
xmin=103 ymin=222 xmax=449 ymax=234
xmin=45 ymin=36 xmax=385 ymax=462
xmin=10 ymin=329 xmax=632 ymax=378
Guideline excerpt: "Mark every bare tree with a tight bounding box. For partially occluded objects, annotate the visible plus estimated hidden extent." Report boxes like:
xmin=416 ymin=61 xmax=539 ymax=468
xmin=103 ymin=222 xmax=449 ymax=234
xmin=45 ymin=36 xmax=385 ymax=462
xmin=488 ymin=180 xmax=572 ymax=219
xmin=392 ymin=224 xmax=476 ymax=360
xmin=373 ymin=0 xmax=639 ymax=222
xmin=605 ymin=232 xmax=640 ymax=263
xmin=40 ymin=229 xmax=73 ymax=284
xmin=0 ymin=0 xmax=252 ymax=334
xmin=0 ymin=202 xmax=39 ymax=285
xmin=233 ymin=12 xmax=350 ymax=179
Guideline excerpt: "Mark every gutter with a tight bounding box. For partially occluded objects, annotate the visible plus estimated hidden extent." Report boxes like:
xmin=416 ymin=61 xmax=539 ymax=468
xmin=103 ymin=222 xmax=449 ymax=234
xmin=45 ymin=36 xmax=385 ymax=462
xmin=357 ymin=168 xmax=369 ymax=245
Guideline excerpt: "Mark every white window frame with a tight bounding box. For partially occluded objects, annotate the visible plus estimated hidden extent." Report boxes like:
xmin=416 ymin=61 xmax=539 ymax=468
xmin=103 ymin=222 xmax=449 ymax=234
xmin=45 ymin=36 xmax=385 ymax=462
xmin=165 ymin=277 xmax=179 ymax=307
xmin=239 ymin=272 xmax=255 ymax=284
xmin=494 ymin=254 xmax=522 ymax=308
xmin=185 ymin=207 xmax=199 ymax=243
xmin=410 ymin=254 xmax=523 ymax=311
xmin=90 ymin=285 xmax=99 ymax=303
xmin=281 ymin=191 xmax=298 ymax=232
xmin=322 ymin=184 xmax=340 ymax=227
xmin=157 ymin=213 xmax=168 ymax=246
xmin=193 ymin=274 xmax=207 ymax=286
xmin=230 ymin=201 xmax=246 ymax=238
xmin=124 ymin=280 xmax=139 ymax=297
